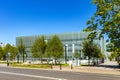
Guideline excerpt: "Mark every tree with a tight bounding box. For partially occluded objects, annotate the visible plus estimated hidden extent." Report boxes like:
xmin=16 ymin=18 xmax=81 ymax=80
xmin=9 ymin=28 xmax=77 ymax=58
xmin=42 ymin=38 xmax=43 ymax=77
xmin=45 ymin=40 xmax=52 ymax=63
xmin=47 ymin=35 xmax=64 ymax=64
xmin=82 ymin=40 xmax=103 ymax=65
xmin=4 ymin=44 xmax=18 ymax=60
xmin=18 ymin=38 xmax=26 ymax=62
xmin=85 ymin=0 xmax=120 ymax=64
xmin=73 ymin=52 xmax=80 ymax=60
xmin=31 ymin=36 xmax=47 ymax=63
xmin=106 ymin=43 xmax=114 ymax=52
xmin=0 ymin=46 xmax=4 ymax=60
xmin=10 ymin=46 xmax=18 ymax=60
xmin=92 ymin=44 xmax=104 ymax=65
xmin=82 ymin=40 xmax=94 ymax=65
xmin=4 ymin=44 xmax=12 ymax=60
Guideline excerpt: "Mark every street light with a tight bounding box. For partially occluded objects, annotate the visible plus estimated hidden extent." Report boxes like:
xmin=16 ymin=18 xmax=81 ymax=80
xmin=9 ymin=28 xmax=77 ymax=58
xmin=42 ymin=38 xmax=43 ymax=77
xmin=79 ymin=50 xmax=82 ymax=65
xmin=64 ymin=45 xmax=67 ymax=64
xmin=6 ymin=52 xmax=10 ymax=66
xmin=17 ymin=53 xmax=20 ymax=63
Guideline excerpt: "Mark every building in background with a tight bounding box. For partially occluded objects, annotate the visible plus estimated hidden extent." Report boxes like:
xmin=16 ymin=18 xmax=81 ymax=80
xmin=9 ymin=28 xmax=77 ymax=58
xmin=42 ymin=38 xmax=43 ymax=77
xmin=16 ymin=31 xmax=106 ymax=61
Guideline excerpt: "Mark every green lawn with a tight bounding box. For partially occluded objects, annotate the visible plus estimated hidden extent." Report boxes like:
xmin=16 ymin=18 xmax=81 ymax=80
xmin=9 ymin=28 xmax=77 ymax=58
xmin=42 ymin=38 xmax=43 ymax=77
xmin=0 ymin=61 xmax=23 ymax=65
xmin=11 ymin=64 xmax=51 ymax=68
xmin=0 ymin=61 xmax=6 ymax=64
xmin=11 ymin=63 xmax=69 ymax=68
xmin=0 ymin=60 xmax=69 ymax=68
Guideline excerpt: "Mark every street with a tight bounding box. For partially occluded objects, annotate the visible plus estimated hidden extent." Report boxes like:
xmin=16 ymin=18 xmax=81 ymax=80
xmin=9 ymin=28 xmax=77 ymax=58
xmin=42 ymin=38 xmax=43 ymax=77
xmin=0 ymin=67 xmax=120 ymax=80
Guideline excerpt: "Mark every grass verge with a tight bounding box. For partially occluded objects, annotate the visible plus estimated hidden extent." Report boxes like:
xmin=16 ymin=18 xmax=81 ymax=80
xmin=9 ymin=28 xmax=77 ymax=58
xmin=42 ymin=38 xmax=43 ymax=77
xmin=11 ymin=64 xmax=50 ymax=69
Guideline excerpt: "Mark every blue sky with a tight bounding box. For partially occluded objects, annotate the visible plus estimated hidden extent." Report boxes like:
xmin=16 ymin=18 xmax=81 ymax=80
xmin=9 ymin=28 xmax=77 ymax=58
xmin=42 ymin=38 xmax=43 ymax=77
xmin=0 ymin=0 xmax=96 ymax=45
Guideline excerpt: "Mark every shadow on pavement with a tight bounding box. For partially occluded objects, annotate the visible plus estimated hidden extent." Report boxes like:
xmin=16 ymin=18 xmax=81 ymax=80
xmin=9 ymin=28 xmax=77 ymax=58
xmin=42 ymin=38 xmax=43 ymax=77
xmin=97 ymin=64 xmax=120 ymax=69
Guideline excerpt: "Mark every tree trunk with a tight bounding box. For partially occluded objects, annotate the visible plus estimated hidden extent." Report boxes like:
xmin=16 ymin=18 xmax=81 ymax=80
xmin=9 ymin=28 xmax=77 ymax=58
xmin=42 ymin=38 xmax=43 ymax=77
xmin=40 ymin=57 xmax=43 ymax=64
xmin=48 ymin=57 xmax=50 ymax=64
xmin=23 ymin=52 xmax=24 ymax=62
xmin=97 ymin=58 xmax=99 ymax=65
xmin=88 ymin=56 xmax=91 ymax=66
xmin=55 ymin=58 xmax=57 ymax=65
xmin=93 ymin=58 xmax=95 ymax=66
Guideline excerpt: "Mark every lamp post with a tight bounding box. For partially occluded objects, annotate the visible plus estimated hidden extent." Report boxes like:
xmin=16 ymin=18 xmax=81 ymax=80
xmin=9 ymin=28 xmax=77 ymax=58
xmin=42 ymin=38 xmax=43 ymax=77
xmin=6 ymin=52 xmax=10 ymax=66
xmin=64 ymin=45 xmax=67 ymax=64
xmin=79 ymin=50 xmax=82 ymax=65
xmin=17 ymin=53 xmax=20 ymax=63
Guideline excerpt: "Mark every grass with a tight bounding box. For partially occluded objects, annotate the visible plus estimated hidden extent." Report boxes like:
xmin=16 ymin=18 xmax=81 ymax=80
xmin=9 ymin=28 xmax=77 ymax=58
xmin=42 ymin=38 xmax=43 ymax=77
xmin=49 ymin=63 xmax=69 ymax=66
xmin=0 ymin=60 xmax=69 ymax=68
xmin=61 ymin=64 xmax=69 ymax=66
xmin=11 ymin=63 xmax=69 ymax=69
xmin=11 ymin=64 xmax=50 ymax=68
xmin=0 ymin=61 xmax=6 ymax=64
xmin=80 ymin=64 xmax=89 ymax=66
xmin=1 ymin=61 xmax=21 ymax=64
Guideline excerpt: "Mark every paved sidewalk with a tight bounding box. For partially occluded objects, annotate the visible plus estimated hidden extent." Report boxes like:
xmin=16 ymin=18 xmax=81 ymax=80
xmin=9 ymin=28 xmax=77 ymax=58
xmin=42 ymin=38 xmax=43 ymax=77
xmin=50 ymin=62 xmax=120 ymax=75
xmin=0 ymin=64 xmax=7 ymax=67
xmin=100 ymin=61 xmax=118 ymax=65
xmin=49 ymin=65 xmax=120 ymax=75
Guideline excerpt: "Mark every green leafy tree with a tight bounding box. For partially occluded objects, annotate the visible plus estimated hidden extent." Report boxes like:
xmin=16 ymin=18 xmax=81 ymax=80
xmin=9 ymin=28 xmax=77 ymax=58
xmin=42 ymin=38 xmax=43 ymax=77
xmin=106 ymin=43 xmax=114 ymax=52
xmin=4 ymin=44 xmax=18 ymax=60
xmin=92 ymin=44 xmax=104 ymax=64
xmin=17 ymin=38 xmax=26 ymax=62
xmin=4 ymin=44 xmax=12 ymax=60
xmin=31 ymin=36 xmax=47 ymax=63
xmin=73 ymin=52 xmax=80 ymax=60
xmin=0 ymin=48 xmax=6 ymax=60
xmin=82 ymin=40 xmax=103 ymax=65
xmin=0 ymin=46 xmax=4 ymax=60
xmin=111 ymin=52 xmax=118 ymax=59
xmin=85 ymin=0 xmax=120 ymax=64
xmin=47 ymin=35 xmax=64 ymax=64
xmin=45 ymin=40 xmax=52 ymax=63
xmin=4 ymin=44 xmax=11 ymax=53
xmin=82 ymin=40 xmax=94 ymax=65
xmin=10 ymin=46 xmax=18 ymax=60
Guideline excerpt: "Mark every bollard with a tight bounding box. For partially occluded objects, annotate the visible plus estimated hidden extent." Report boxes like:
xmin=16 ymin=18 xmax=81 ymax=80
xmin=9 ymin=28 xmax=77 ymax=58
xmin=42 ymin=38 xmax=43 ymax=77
xmin=7 ymin=59 xmax=9 ymax=67
xmin=71 ymin=64 xmax=73 ymax=69
xmin=50 ymin=64 xmax=53 ymax=69
xmin=60 ymin=64 xmax=62 ymax=70
xmin=7 ymin=62 xmax=9 ymax=67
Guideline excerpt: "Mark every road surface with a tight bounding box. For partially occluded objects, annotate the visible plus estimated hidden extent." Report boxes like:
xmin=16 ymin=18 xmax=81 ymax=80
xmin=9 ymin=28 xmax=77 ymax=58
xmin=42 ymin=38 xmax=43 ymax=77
xmin=0 ymin=67 xmax=120 ymax=80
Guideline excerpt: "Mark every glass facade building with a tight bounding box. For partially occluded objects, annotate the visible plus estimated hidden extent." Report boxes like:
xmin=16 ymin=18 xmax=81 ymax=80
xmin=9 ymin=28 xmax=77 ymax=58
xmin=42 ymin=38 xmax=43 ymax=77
xmin=16 ymin=32 xmax=106 ymax=61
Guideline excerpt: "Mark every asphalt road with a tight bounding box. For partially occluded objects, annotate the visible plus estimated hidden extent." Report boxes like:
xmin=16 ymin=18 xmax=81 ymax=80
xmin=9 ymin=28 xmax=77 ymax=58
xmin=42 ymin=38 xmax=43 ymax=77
xmin=0 ymin=67 xmax=120 ymax=80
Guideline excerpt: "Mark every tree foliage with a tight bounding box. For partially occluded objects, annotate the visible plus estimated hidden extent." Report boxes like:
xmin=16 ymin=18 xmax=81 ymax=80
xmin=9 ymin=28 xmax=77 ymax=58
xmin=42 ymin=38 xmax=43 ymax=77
xmin=0 ymin=46 xmax=5 ymax=60
xmin=31 ymin=36 xmax=47 ymax=62
xmin=82 ymin=40 xmax=103 ymax=65
xmin=73 ymin=52 xmax=80 ymax=59
xmin=17 ymin=38 xmax=26 ymax=62
xmin=45 ymin=40 xmax=52 ymax=58
xmin=10 ymin=46 xmax=18 ymax=60
xmin=46 ymin=35 xmax=64 ymax=64
xmin=4 ymin=44 xmax=11 ymax=53
xmin=82 ymin=40 xmax=94 ymax=59
xmin=106 ymin=43 xmax=114 ymax=52
xmin=3 ymin=44 xmax=18 ymax=60
xmin=85 ymin=0 xmax=120 ymax=63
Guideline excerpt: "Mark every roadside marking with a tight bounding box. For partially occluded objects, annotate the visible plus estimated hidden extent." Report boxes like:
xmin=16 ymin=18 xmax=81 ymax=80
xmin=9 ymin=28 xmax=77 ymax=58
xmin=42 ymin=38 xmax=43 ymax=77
xmin=0 ymin=71 xmax=67 ymax=80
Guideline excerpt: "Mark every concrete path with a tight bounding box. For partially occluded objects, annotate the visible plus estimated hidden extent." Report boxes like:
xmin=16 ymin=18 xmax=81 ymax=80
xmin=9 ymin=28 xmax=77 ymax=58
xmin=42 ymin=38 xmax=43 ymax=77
xmin=100 ymin=61 xmax=118 ymax=65
xmin=0 ymin=64 xmax=7 ymax=67
xmin=98 ymin=61 xmax=120 ymax=69
xmin=51 ymin=65 xmax=120 ymax=75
